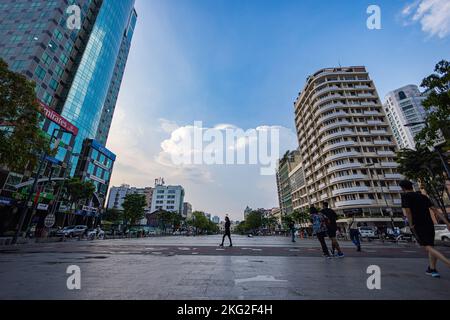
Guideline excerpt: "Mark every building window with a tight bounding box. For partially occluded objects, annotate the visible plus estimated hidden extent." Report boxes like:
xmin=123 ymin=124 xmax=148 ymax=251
xmin=35 ymin=65 xmax=46 ymax=80
xmin=398 ymin=91 xmax=407 ymax=100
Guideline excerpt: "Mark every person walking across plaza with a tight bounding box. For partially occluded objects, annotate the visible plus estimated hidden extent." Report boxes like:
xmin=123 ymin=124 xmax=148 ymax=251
xmin=321 ymin=202 xmax=344 ymax=258
xmin=400 ymin=180 xmax=450 ymax=278
xmin=310 ymin=206 xmax=331 ymax=258
xmin=220 ymin=215 xmax=233 ymax=247
xmin=348 ymin=214 xmax=361 ymax=252
xmin=289 ymin=220 xmax=296 ymax=242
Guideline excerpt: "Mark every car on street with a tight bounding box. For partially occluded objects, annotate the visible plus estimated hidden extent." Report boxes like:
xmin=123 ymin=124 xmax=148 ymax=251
xmin=56 ymin=225 xmax=88 ymax=238
xmin=358 ymin=226 xmax=377 ymax=239
xmin=434 ymin=224 xmax=450 ymax=242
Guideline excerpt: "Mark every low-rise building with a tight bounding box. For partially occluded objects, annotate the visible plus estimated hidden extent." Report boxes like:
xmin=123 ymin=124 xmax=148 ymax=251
xmin=150 ymin=184 xmax=184 ymax=214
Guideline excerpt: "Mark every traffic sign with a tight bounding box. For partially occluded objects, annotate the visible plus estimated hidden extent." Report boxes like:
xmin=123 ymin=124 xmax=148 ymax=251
xmin=44 ymin=213 xmax=56 ymax=228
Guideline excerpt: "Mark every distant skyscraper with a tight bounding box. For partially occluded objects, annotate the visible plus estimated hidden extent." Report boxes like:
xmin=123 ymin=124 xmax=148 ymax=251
xmin=212 ymin=216 xmax=220 ymax=224
xmin=384 ymin=85 xmax=427 ymax=150
xmin=275 ymin=150 xmax=300 ymax=216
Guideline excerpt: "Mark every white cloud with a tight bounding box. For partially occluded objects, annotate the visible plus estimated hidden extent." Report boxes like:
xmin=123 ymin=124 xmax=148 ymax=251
xmin=107 ymin=116 xmax=297 ymax=220
xmin=157 ymin=122 xmax=297 ymax=175
xmin=402 ymin=0 xmax=450 ymax=38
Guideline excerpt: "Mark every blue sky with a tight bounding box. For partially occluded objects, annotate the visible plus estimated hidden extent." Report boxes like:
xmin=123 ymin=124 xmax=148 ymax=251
xmin=107 ymin=0 xmax=450 ymax=220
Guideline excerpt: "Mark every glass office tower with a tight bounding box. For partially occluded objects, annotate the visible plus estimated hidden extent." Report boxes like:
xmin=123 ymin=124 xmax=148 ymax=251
xmin=0 ymin=0 xmax=137 ymax=223
xmin=62 ymin=0 xmax=136 ymax=176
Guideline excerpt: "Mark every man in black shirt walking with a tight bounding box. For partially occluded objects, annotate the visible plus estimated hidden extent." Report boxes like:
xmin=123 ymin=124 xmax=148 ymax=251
xmin=321 ymin=202 xmax=344 ymax=257
xmin=400 ymin=180 xmax=450 ymax=278
xmin=220 ymin=215 xmax=233 ymax=247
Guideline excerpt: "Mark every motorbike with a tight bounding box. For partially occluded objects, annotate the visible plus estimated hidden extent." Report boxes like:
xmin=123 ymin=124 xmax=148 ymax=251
xmin=86 ymin=228 xmax=105 ymax=240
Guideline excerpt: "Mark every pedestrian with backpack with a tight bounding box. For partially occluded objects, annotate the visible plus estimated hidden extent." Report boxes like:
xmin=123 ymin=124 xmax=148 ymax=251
xmin=310 ymin=206 xmax=331 ymax=258
xmin=321 ymin=202 xmax=344 ymax=258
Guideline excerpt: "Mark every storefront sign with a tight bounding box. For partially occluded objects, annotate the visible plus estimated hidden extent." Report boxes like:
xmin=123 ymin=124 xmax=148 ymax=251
xmin=39 ymin=101 xmax=79 ymax=136
xmin=91 ymin=139 xmax=116 ymax=161
xmin=37 ymin=203 xmax=49 ymax=211
xmin=0 ymin=196 xmax=13 ymax=206
xmin=58 ymin=205 xmax=69 ymax=213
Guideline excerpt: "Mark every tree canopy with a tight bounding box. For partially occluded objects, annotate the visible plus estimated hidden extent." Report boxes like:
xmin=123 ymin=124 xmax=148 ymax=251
xmin=65 ymin=178 xmax=96 ymax=210
xmin=0 ymin=58 xmax=51 ymax=172
xmin=122 ymin=193 xmax=147 ymax=226
xmin=415 ymin=60 xmax=450 ymax=149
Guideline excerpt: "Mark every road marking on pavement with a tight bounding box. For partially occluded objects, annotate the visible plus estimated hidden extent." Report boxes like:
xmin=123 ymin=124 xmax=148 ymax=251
xmin=251 ymin=249 xmax=262 ymax=251
xmin=178 ymin=247 xmax=191 ymax=251
xmin=241 ymin=248 xmax=252 ymax=250
xmin=289 ymin=249 xmax=300 ymax=252
xmin=191 ymin=252 xmax=199 ymax=255
xmin=235 ymin=275 xmax=287 ymax=284
xmin=151 ymin=252 xmax=162 ymax=255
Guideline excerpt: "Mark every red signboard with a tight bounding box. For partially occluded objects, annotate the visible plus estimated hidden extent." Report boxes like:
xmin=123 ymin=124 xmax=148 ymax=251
xmin=38 ymin=101 xmax=79 ymax=136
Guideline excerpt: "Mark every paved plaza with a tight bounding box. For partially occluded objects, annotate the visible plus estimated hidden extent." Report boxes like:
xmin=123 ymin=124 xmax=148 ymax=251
xmin=0 ymin=235 xmax=449 ymax=300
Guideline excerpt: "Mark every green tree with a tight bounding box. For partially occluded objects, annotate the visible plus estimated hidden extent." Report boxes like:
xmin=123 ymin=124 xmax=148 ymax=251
xmin=292 ymin=210 xmax=310 ymax=225
xmin=0 ymin=58 xmax=51 ymax=172
xmin=122 ymin=194 xmax=147 ymax=231
xmin=155 ymin=209 xmax=176 ymax=234
xmin=102 ymin=208 xmax=121 ymax=223
xmin=415 ymin=60 xmax=450 ymax=149
xmin=281 ymin=214 xmax=293 ymax=229
xmin=190 ymin=211 xmax=211 ymax=234
xmin=235 ymin=221 xmax=248 ymax=234
xmin=65 ymin=178 xmax=96 ymax=212
xmin=264 ymin=216 xmax=278 ymax=233
xmin=397 ymin=147 xmax=447 ymax=212
xmin=245 ymin=211 xmax=262 ymax=233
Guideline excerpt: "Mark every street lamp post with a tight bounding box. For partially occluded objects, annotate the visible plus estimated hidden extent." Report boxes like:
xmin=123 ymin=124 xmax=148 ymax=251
xmin=12 ymin=128 xmax=70 ymax=244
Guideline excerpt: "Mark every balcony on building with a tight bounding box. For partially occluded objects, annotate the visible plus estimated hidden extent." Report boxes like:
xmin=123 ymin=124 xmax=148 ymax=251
xmin=332 ymin=186 xmax=370 ymax=196
xmin=335 ymin=199 xmax=374 ymax=207
xmin=327 ymin=162 xmax=362 ymax=174
xmin=330 ymin=174 xmax=368 ymax=184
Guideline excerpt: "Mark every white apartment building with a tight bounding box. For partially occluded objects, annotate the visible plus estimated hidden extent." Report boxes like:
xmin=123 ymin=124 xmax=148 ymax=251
xmin=384 ymin=85 xmax=427 ymax=150
xmin=150 ymin=185 xmax=185 ymax=214
xmin=107 ymin=184 xmax=153 ymax=212
xmin=292 ymin=66 xmax=403 ymax=217
xmin=107 ymin=184 xmax=153 ymax=225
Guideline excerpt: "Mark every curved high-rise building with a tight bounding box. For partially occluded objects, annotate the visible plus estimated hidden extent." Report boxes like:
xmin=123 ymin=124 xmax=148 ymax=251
xmin=292 ymin=66 xmax=403 ymax=217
